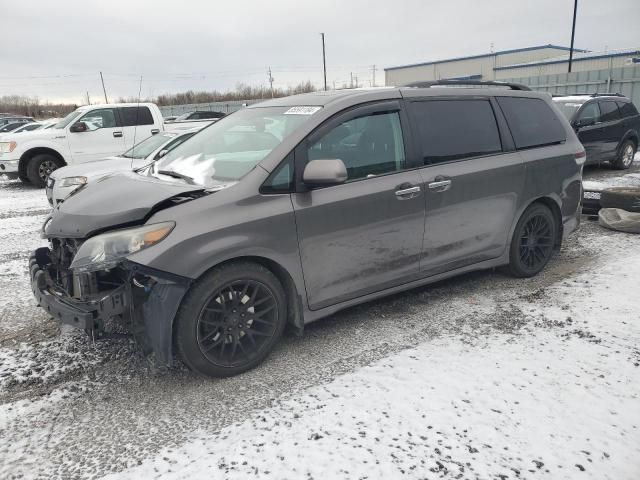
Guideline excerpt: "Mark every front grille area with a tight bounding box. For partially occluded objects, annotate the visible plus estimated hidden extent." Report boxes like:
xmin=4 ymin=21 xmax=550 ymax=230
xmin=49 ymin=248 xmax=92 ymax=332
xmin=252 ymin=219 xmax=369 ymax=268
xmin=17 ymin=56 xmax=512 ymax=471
xmin=49 ymin=237 xmax=83 ymax=295
xmin=47 ymin=237 xmax=127 ymax=300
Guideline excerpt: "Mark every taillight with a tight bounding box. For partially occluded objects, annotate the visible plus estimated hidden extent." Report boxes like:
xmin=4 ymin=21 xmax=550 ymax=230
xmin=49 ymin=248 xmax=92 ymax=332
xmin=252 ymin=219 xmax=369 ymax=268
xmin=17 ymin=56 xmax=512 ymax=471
xmin=575 ymin=149 xmax=586 ymax=165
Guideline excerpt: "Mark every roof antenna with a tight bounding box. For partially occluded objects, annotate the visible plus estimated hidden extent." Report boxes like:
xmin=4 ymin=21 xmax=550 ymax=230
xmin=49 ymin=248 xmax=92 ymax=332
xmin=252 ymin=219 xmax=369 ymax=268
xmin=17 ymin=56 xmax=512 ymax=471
xmin=130 ymin=75 xmax=143 ymax=171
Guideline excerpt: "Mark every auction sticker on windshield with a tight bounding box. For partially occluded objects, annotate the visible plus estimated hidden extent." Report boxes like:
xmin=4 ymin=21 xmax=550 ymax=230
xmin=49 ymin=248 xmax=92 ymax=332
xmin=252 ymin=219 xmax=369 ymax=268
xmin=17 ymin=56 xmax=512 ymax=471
xmin=284 ymin=106 xmax=322 ymax=115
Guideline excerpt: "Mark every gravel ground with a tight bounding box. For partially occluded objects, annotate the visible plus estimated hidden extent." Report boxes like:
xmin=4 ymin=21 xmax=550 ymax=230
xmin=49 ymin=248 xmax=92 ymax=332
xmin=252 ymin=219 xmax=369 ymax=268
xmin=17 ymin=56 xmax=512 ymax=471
xmin=0 ymin=160 xmax=639 ymax=479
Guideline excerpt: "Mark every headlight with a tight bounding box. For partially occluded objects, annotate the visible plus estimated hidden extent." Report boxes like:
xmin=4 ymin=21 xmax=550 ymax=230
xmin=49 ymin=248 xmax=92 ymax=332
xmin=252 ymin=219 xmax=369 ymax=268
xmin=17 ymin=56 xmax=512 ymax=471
xmin=70 ymin=221 xmax=175 ymax=272
xmin=0 ymin=141 xmax=16 ymax=153
xmin=58 ymin=176 xmax=87 ymax=188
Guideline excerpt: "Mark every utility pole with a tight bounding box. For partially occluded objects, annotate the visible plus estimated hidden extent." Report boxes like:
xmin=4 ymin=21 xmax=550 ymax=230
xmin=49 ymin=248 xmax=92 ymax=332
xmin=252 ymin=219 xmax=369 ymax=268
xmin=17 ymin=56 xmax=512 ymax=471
xmin=350 ymin=72 xmax=353 ymax=89
xmin=568 ymin=0 xmax=578 ymax=73
xmin=100 ymin=71 xmax=109 ymax=103
xmin=320 ymin=33 xmax=327 ymax=91
xmin=354 ymin=75 xmax=358 ymax=89
xmin=267 ymin=67 xmax=274 ymax=98
xmin=86 ymin=91 xmax=90 ymax=105
xmin=371 ymin=64 xmax=377 ymax=87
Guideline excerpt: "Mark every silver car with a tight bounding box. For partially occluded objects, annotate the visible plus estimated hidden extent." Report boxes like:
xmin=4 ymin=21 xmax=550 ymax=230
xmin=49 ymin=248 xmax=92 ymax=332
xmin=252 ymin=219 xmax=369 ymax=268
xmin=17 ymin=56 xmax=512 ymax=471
xmin=45 ymin=129 xmax=199 ymax=205
xmin=31 ymin=82 xmax=583 ymax=378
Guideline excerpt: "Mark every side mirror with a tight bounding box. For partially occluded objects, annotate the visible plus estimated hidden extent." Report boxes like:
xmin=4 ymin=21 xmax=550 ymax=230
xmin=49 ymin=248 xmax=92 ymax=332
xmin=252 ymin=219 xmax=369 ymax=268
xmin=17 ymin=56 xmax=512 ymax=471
xmin=575 ymin=117 xmax=595 ymax=129
xmin=157 ymin=149 xmax=169 ymax=159
xmin=70 ymin=121 xmax=88 ymax=133
xmin=303 ymin=159 xmax=348 ymax=187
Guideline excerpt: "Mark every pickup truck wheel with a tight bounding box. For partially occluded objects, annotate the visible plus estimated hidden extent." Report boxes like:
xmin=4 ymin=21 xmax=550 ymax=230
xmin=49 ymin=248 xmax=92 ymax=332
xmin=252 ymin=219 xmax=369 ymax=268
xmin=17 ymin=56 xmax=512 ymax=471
xmin=26 ymin=154 xmax=61 ymax=188
xmin=507 ymin=203 xmax=557 ymax=278
xmin=18 ymin=173 xmax=30 ymax=184
xmin=175 ymin=262 xmax=287 ymax=378
xmin=611 ymin=140 xmax=636 ymax=170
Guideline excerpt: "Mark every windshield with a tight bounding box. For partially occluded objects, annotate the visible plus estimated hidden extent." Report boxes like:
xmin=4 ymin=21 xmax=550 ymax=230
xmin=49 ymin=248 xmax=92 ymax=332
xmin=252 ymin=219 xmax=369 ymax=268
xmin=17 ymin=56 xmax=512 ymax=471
xmin=54 ymin=110 xmax=84 ymax=129
xmin=121 ymin=133 xmax=178 ymax=159
xmin=152 ymin=106 xmax=315 ymax=186
xmin=553 ymin=100 xmax=585 ymax=121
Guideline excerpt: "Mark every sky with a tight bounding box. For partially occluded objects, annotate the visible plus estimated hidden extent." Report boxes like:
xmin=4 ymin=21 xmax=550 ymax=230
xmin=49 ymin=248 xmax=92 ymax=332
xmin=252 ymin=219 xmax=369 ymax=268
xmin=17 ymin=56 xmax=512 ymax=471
xmin=0 ymin=0 xmax=638 ymax=104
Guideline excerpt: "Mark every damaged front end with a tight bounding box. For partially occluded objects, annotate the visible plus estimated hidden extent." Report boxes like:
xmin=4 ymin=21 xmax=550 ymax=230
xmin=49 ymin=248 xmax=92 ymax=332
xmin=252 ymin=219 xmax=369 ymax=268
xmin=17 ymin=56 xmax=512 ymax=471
xmin=30 ymin=237 xmax=191 ymax=366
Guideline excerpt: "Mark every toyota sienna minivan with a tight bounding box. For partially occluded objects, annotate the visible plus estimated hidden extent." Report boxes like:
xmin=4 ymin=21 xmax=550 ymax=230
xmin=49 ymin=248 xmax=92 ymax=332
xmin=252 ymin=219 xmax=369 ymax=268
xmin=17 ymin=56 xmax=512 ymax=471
xmin=31 ymin=81 xmax=584 ymax=377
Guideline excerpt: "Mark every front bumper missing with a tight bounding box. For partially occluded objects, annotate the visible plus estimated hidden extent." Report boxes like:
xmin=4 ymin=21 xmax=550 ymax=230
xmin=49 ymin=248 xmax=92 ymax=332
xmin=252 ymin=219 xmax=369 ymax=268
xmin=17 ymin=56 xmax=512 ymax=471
xmin=30 ymin=247 xmax=191 ymax=366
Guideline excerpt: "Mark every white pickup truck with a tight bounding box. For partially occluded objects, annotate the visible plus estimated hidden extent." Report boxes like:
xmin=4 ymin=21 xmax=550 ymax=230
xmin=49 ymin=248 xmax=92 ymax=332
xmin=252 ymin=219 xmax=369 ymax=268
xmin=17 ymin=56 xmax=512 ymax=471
xmin=0 ymin=102 xmax=213 ymax=187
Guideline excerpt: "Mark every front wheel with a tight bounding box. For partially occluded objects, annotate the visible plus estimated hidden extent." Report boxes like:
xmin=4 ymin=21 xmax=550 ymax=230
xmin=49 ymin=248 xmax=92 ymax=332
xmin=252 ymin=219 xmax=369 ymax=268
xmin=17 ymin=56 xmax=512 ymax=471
xmin=175 ymin=262 xmax=287 ymax=378
xmin=507 ymin=203 xmax=557 ymax=278
xmin=26 ymin=154 xmax=62 ymax=188
xmin=611 ymin=140 xmax=636 ymax=170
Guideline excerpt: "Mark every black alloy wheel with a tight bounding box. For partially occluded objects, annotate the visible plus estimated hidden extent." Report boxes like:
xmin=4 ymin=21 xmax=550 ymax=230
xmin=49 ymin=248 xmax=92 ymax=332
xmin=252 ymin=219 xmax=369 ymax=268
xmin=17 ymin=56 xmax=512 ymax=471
xmin=175 ymin=262 xmax=287 ymax=378
xmin=196 ymin=280 xmax=279 ymax=367
xmin=507 ymin=203 xmax=557 ymax=277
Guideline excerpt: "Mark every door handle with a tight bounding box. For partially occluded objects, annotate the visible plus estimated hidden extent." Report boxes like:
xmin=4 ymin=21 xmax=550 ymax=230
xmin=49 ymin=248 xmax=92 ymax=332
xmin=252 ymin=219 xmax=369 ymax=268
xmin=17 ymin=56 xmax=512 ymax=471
xmin=151 ymin=129 xmax=160 ymax=135
xmin=428 ymin=179 xmax=452 ymax=192
xmin=395 ymin=185 xmax=421 ymax=199
xmin=113 ymin=131 xmax=123 ymax=138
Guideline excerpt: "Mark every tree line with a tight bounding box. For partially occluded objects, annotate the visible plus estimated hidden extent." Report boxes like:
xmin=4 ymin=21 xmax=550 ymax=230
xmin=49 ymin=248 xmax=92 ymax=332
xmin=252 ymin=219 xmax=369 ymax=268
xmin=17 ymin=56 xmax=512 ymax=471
xmin=1 ymin=81 xmax=318 ymax=118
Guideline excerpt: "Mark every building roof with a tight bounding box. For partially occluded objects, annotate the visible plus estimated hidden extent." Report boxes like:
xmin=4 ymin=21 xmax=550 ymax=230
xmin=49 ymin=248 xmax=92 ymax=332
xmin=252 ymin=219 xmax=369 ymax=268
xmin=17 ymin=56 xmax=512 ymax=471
xmin=384 ymin=44 xmax=587 ymax=71
xmin=494 ymin=48 xmax=640 ymax=70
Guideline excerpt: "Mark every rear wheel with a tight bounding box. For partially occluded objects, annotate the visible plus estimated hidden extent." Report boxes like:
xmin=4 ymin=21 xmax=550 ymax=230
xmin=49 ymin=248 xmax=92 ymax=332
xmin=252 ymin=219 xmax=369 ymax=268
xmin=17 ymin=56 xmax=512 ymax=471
xmin=611 ymin=140 xmax=636 ymax=170
xmin=26 ymin=154 xmax=62 ymax=188
xmin=175 ymin=262 xmax=287 ymax=378
xmin=507 ymin=203 xmax=557 ymax=278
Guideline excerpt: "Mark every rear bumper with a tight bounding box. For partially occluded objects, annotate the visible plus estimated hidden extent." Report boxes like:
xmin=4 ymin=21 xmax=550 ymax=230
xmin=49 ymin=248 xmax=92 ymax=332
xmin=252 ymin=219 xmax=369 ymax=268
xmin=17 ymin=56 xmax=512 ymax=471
xmin=30 ymin=247 xmax=191 ymax=365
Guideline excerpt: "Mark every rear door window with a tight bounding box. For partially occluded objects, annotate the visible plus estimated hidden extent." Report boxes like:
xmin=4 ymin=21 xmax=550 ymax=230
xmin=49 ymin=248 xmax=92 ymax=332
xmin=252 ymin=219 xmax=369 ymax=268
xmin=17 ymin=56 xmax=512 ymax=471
xmin=497 ymin=97 xmax=566 ymax=150
xmin=598 ymin=101 xmax=621 ymax=123
xmin=408 ymin=99 xmax=502 ymax=164
xmin=118 ymin=106 xmax=154 ymax=126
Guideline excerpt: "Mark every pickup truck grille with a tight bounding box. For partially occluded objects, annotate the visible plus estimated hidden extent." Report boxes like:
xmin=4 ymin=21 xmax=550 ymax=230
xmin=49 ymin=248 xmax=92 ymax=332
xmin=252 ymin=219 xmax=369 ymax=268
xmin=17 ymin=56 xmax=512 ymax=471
xmin=49 ymin=237 xmax=83 ymax=294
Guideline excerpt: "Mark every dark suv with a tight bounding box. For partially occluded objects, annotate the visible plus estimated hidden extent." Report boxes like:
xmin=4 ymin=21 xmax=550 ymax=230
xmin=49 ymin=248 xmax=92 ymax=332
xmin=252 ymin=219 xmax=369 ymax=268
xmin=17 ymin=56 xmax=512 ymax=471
xmin=31 ymin=81 xmax=583 ymax=378
xmin=553 ymin=93 xmax=639 ymax=169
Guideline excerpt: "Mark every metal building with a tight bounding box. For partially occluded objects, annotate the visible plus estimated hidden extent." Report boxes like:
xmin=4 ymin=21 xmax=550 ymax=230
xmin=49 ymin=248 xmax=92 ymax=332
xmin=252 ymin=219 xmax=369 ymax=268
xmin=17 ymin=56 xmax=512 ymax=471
xmin=384 ymin=44 xmax=640 ymax=86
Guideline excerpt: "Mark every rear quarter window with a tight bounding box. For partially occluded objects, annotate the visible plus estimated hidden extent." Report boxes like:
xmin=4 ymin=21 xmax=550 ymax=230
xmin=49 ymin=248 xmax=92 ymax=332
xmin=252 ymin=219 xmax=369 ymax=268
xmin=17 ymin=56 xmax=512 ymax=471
xmin=616 ymin=101 xmax=638 ymax=118
xmin=408 ymin=99 xmax=502 ymax=164
xmin=119 ymin=106 xmax=154 ymax=126
xmin=497 ymin=97 xmax=566 ymax=150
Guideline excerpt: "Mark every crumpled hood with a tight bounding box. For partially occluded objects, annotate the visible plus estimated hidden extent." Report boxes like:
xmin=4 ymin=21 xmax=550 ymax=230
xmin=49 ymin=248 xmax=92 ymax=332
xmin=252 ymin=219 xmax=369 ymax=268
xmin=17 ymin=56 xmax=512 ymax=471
xmin=46 ymin=171 xmax=207 ymax=238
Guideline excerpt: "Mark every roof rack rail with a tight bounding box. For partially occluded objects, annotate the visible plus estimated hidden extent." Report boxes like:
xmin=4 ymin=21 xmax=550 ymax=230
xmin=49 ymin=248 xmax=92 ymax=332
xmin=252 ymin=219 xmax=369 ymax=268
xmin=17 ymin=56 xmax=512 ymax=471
xmin=552 ymin=92 xmax=624 ymax=98
xmin=402 ymin=80 xmax=531 ymax=91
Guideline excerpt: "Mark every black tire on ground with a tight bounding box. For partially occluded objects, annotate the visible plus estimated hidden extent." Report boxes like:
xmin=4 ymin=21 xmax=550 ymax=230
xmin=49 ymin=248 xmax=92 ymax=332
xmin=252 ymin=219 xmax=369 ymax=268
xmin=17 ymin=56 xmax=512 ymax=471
xmin=600 ymin=187 xmax=640 ymax=213
xmin=610 ymin=139 xmax=636 ymax=170
xmin=175 ymin=262 xmax=287 ymax=378
xmin=26 ymin=153 xmax=62 ymax=188
xmin=507 ymin=203 xmax=557 ymax=278
xmin=18 ymin=172 xmax=30 ymax=184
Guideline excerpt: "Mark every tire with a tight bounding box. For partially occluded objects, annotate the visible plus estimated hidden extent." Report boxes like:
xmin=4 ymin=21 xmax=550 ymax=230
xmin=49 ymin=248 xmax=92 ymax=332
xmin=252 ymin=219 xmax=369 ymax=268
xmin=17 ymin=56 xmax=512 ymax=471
xmin=18 ymin=173 xmax=30 ymax=184
xmin=507 ymin=203 xmax=557 ymax=278
xmin=600 ymin=187 xmax=640 ymax=213
xmin=610 ymin=140 xmax=636 ymax=170
xmin=26 ymin=153 xmax=62 ymax=188
xmin=175 ymin=262 xmax=287 ymax=378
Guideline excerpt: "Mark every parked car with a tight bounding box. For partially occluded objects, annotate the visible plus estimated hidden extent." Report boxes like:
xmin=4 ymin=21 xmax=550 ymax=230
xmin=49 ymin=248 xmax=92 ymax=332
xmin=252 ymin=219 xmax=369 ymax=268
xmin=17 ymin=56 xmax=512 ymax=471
xmin=0 ymin=103 xmax=213 ymax=187
xmin=553 ymin=93 xmax=639 ymax=169
xmin=0 ymin=116 xmax=34 ymax=127
xmin=46 ymin=128 xmax=200 ymax=205
xmin=31 ymin=81 xmax=583 ymax=378
xmin=174 ymin=111 xmax=226 ymax=121
xmin=7 ymin=122 xmax=42 ymax=134
xmin=0 ymin=122 xmax=30 ymax=133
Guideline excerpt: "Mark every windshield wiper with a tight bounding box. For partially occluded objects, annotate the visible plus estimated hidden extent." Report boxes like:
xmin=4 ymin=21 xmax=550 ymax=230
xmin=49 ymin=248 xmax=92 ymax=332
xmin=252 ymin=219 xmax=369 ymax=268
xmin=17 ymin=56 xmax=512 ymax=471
xmin=157 ymin=169 xmax=196 ymax=184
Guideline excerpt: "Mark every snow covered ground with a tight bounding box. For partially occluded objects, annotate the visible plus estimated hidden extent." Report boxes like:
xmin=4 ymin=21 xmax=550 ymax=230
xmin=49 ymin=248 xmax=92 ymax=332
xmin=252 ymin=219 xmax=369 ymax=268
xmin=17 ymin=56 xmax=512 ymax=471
xmin=1 ymin=159 xmax=639 ymax=479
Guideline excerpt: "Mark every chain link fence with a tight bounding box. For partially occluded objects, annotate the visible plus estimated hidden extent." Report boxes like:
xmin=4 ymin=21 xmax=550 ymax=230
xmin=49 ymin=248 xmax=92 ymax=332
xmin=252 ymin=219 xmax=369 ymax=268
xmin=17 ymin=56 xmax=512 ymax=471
xmin=159 ymin=100 xmax=261 ymax=118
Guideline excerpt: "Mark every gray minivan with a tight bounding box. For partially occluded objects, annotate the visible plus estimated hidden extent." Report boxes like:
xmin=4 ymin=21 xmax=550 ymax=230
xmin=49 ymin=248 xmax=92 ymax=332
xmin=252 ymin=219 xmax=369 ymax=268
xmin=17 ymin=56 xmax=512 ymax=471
xmin=31 ymin=81 xmax=584 ymax=377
